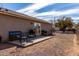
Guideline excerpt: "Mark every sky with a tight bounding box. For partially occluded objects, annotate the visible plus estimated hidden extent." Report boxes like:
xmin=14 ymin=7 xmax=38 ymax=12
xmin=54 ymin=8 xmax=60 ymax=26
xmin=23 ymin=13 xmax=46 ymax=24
xmin=1 ymin=3 xmax=79 ymax=23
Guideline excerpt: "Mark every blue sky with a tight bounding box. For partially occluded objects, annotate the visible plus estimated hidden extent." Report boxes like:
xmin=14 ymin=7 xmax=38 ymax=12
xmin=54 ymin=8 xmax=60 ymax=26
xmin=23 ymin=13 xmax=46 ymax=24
xmin=0 ymin=3 xmax=33 ymax=10
xmin=1 ymin=3 xmax=79 ymax=23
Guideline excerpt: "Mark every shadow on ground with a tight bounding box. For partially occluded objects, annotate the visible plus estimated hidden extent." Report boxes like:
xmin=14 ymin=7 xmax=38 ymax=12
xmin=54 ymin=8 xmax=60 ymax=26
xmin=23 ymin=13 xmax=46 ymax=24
xmin=0 ymin=42 xmax=16 ymax=50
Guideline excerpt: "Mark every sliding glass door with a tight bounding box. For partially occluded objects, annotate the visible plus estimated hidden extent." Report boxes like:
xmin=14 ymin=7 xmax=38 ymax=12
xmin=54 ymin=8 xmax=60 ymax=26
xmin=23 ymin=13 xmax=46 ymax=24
xmin=33 ymin=22 xmax=41 ymax=36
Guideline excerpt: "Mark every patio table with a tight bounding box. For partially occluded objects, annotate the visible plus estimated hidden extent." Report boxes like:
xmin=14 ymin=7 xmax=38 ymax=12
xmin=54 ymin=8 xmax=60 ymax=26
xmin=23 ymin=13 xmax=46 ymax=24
xmin=21 ymin=36 xmax=27 ymax=42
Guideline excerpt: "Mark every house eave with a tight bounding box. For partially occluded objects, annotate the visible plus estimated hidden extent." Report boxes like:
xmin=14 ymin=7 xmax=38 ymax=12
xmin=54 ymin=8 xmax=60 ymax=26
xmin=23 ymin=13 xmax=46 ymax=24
xmin=0 ymin=8 xmax=51 ymax=24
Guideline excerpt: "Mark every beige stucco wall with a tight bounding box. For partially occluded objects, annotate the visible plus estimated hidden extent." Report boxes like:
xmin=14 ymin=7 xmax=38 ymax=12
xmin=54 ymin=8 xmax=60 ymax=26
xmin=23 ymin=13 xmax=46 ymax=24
xmin=41 ymin=23 xmax=52 ymax=32
xmin=0 ymin=14 xmax=34 ymax=41
xmin=41 ymin=23 xmax=52 ymax=35
xmin=0 ymin=14 xmax=52 ymax=41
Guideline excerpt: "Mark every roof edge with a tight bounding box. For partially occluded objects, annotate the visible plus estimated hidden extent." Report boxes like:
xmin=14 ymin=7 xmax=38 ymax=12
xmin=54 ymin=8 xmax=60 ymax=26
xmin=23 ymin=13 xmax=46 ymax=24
xmin=0 ymin=8 xmax=51 ymax=24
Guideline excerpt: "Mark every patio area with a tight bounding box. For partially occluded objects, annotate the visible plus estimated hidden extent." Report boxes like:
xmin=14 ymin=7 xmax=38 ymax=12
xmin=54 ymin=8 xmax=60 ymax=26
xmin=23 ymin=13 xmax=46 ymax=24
xmin=8 ymin=36 xmax=53 ymax=47
xmin=0 ymin=33 xmax=75 ymax=56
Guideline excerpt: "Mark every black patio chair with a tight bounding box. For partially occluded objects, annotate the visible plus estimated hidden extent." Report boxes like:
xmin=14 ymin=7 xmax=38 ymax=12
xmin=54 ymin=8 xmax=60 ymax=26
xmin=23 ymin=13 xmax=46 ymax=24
xmin=26 ymin=29 xmax=36 ymax=42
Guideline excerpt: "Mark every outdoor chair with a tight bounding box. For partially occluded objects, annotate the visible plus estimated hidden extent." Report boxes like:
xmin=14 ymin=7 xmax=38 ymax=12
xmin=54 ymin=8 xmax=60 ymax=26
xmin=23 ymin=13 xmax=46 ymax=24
xmin=26 ymin=29 xmax=36 ymax=41
xmin=21 ymin=32 xmax=33 ymax=42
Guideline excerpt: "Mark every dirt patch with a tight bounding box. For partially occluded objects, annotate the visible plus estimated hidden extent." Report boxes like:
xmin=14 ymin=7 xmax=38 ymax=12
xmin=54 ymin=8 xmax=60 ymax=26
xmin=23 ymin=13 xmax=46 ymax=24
xmin=0 ymin=33 xmax=75 ymax=56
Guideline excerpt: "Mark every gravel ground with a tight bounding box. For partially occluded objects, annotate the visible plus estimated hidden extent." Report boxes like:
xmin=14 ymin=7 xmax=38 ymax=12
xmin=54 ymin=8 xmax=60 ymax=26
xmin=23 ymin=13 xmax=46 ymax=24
xmin=73 ymin=31 xmax=79 ymax=56
xmin=0 ymin=33 xmax=75 ymax=56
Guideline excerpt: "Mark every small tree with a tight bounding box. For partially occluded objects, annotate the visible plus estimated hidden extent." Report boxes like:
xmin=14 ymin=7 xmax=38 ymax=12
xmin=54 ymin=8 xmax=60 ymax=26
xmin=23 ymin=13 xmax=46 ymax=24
xmin=55 ymin=17 xmax=73 ymax=30
xmin=64 ymin=17 xmax=73 ymax=28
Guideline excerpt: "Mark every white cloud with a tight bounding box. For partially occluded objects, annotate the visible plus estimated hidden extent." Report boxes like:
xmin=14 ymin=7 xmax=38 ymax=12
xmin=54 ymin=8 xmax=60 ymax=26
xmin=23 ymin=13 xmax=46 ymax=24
xmin=16 ymin=3 xmax=54 ymax=16
xmin=34 ymin=7 xmax=79 ymax=20
xmin=71 ymin=17 xmax=79 ymax=23
xmin=16 ymin=3 xmax=79 ymax=21
xmin=35 ymin=11 xmax=61 ymax=16
xmin=17 ymin=3 xmax=51 ymax=13
xmin=17 ymin=3 xmax=50 ymax=12
xmin=72 ymin=17 xmax=79 ymax=20
xmin=60 ymin=8 xmax=79 ymax=15
xmin=1 ymin=0 xmax=79 ymax=3
xmin=35 ymin=7 xmax=79 ymax=17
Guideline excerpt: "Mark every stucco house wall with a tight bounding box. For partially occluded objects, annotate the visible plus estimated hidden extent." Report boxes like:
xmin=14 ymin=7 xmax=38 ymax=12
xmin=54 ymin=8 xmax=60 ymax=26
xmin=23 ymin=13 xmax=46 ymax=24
xmin=0 ymin=14 xmax=34 ymax=41
xmin=41 ymin=23 xmax=52 ymax=35
xmin=0 ymin=13 xmax=52 ymax=41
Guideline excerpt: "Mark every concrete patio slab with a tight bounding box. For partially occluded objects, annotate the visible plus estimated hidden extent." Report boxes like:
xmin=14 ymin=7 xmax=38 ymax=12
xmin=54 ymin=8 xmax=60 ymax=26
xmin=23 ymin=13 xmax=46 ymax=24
xmin=8 ymin=36 xmax=53 ymax=47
